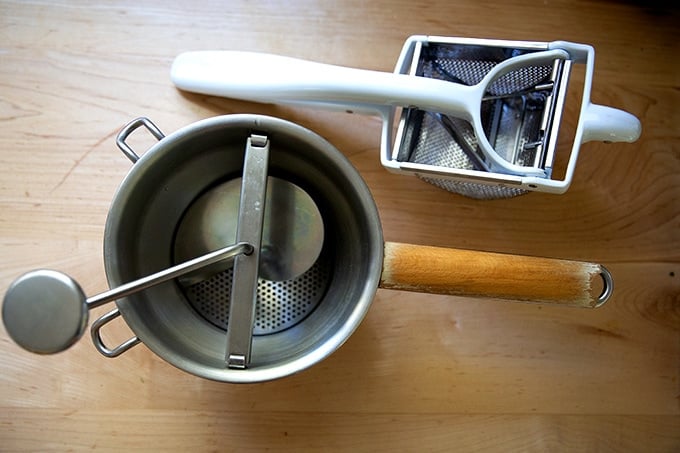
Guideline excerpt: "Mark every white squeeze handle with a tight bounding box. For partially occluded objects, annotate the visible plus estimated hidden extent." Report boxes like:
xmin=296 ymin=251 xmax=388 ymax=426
xmin=171 ymin=50 xmax=475 ymax=119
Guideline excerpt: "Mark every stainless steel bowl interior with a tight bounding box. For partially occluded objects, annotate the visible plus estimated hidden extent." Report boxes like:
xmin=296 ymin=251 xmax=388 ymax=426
xmin=103 ymin=115 xmax=384 ymax=382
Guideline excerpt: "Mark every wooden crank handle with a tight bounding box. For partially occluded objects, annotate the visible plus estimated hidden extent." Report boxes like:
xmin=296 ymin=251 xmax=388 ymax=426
xmin=380 ymin=242 xmax=612 ymax=308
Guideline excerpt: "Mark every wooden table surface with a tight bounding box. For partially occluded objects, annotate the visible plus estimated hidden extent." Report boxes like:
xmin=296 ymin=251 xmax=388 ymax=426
xmin=1 ymin=1 xmax=678 ymax=451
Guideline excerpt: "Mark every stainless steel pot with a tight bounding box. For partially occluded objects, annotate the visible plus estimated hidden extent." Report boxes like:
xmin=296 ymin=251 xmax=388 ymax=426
xmin=99 ymin=115 xmax=383 ymax=383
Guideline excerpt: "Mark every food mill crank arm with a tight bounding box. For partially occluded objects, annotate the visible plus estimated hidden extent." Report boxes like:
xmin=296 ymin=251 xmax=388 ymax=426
xmin=2 ymin=242 xmax=253 ymax=355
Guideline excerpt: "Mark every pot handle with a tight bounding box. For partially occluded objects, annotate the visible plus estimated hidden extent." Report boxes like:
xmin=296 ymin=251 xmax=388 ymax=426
xmin=380 ymin=242 xmax=612 ymax=308
xmin=90 ymin=308 xmax=141 ymax=358
xmin=116 ymin=117 xmax=165 ymax=164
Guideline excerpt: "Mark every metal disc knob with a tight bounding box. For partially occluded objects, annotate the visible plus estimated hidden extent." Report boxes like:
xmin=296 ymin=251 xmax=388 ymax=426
xmin=2 ymin=270 xmax=88 ymax=354
xmin=2 ymin=243 xmax=252 ymax=354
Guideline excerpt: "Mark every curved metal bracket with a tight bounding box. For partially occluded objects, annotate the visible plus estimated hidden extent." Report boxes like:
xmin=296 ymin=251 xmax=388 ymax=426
xmin=90 ymin=308 xmax=141 ymax=358
xmin=595 ymin=265 xmax=614 ymax=308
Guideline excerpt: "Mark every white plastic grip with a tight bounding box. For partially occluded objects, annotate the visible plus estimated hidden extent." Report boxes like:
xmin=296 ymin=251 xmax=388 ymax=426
xmin=171 ymin=50 xmax=474 ymax=118
xmin=581 ymin=103 xmax=642 ymax=143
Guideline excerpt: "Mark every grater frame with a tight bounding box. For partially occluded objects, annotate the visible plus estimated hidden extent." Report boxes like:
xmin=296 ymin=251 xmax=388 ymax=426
xmin=378 ymin=36 xmax=639 ymax=196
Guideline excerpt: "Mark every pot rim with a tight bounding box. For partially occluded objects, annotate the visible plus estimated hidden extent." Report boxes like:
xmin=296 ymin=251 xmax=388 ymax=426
xmin=102 ymin=114 xmax=384 ymax=382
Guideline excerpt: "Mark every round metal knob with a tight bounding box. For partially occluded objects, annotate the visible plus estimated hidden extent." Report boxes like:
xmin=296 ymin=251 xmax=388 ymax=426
xmin=2 ymin=269 xmax=88 ymax=354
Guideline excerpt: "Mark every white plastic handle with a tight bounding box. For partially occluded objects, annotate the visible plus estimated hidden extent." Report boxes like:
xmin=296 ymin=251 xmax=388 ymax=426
xmin=171 ymin=50 xmax=475 ymax=118
xmin=581 ymin=103 xmax=642 ymax=144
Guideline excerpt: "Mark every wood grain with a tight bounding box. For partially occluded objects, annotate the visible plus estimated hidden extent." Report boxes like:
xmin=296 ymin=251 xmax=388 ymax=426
xmin=0 ymin=0 xmax=678 ymax=451
xmin=2 ymin=410 xmax=679 ymax=452
xmin=381 ymin=242 xmax=604 ymax=307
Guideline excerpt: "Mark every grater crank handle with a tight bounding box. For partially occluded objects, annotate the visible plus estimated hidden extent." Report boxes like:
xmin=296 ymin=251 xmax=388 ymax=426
xmin=380 ymin=242 xmax=612 ymax=308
